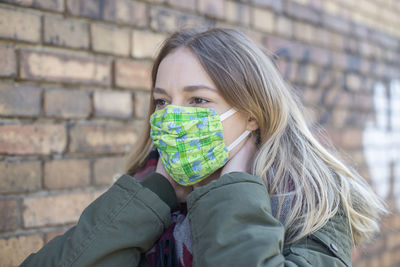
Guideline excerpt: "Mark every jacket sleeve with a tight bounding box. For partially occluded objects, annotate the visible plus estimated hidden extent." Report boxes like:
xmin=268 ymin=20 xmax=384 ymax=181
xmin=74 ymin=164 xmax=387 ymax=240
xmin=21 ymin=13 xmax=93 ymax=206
xmin=20 ymin=173 xmax=177 ymax=267
xmin=186 ymin=172 xmax=352 ymax=267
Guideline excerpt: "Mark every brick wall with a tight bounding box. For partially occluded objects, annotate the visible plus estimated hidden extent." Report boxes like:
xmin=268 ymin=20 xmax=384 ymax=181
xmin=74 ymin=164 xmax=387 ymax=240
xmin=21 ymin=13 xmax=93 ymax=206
xmin=0 ymin=0 xmax=399 ymax=266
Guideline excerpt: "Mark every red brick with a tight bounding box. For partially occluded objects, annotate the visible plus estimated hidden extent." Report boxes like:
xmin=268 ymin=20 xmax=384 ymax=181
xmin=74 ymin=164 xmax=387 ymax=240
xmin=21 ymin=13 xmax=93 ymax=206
xmin=0 ymin=234 xmax=43 ymax=267
xmin=0 ymin=199 xmax=18 ymax=232
xmin=0 ymin=124 xmax=67 ymax=155
xmin=93 ymin=157 xmax=124 ymax=186
xmin=22 ymin=191 xmax=101 ymax=227
xmin=91 ymin=23 xmax=131 ymax=56
xmin=198 ymin=0 xmax=225 ymax=19
xmin=44 ymin=159 xmax=90 ymax=190
xmin=0 ymin=46 xmax=16 ymax=77
xmin=1 ymin=0 xmax=64 ymax=12
xmin=20 ymin=50 xmax=111 ymax=86
xmin=44 ymin=15 xmax=89 ymax=49
xmin=114 ymin=59 xmax=152 ymax=90
xmin=69 ymin=124 xmax=138 ymax=153
xmin=66 ymin=0 xmax=147 ymax=27
xmin=0 ymin=161 xmax=41 ymax=193
xmin=134 ymin=91 xmax=151 ymax=119
xmin=45 ymin=89 xmax=91 ymax=119
xmin=167 ymin=0 xmax=196 ymax=11
xmin=93 ymin=90 xmax=133 ymax=119
xmin=0 ymin=83 xmax=41 ymax=117
xmin=0 ymin=6 xmax=41 ymax=43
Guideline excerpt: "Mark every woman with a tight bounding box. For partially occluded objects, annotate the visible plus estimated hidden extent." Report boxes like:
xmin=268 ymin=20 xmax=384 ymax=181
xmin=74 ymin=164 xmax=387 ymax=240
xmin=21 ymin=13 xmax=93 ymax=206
xmin=21 ymin=28 xmax=386 ymax=267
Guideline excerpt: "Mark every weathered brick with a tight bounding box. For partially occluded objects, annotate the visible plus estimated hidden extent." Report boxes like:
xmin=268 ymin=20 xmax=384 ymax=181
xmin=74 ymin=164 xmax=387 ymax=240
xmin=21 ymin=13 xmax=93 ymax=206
xmin=167 ymin=0 xmax=196 ymax=11
xmin=20 ymin=50 xmax=111 ymax=86
xmin=134 ymin=91 xmax=151 ymax=119
xmin=44 ymin=15 xmax=89 ymax=49
xmin=0 ymin=83 xmax=41 ymax=117
xmin=275 ymin=15 xmax=293 ymax=38
xmin=0 ymin=234 xmax=43 ymax=267
xmin=149 ymin=6 xmax=178 ymax=32
xmin=150 ymin=6 xmax=211 ymax=33
xmin=329 ymin=31 xmax=345 ymax=51
xmin=285 ymin=1 xmax=321 ymax=24
xmin=66 ymin=0 xmax=147 ymax=27
xmin=44 ymin=229 xmax=67 ymax=244
xmin=94 ymin=90 xmax=133 ymax=119
xmin=44 ymin=159 xmax=90 ymax=190
xmin=132 ymin=30 xmax=166 ymax=58
xmin=69 ymin=124 xmax=138 ymax=153
xmin=251 ymin=0 xmax=283 ymax=12
xmin=198 ymin=0 xmax=225 ymax=19
xmin=252 ymin=7 xmax=274 ymax=33
xmin=331 ymin=108 xmax=348 ymax=128
xmin=345 ymin=73 xmax=362 ymax=91
xmin=45 ymin=89 xmax=91 ymax=118
xmin=114 ymin=59 xmax=152 ymax=90
xmin=340 ymin=128 xmax=362 ymax=149
xmin=93 ymin=157 xmax=124 ymax=186
xmin=322 ymin=13 xmax=351 ymax=35
xmin=293 ymin=21 xmax=316 ymax=43
xmin=0 ymin=7 xmax=41 ymax=43
xmin=22 ymin=191 xmax=100 ymax=227
xmin=0 ymin=124 xmax=67 ymax=155
xmin=225 ymin=1 xmax=250 ymax=26
xmin=91 ymin=23 xmax=130 ymax=56
xmin=1 ymin=0 xmax=64 ymax=12
xmin=0 ymin=161 xmax=41 ymax=193
xmin=0 ymin=199 xmax=18 ymax=232
xmin=0 ymin=46 xmax=16 ymax=77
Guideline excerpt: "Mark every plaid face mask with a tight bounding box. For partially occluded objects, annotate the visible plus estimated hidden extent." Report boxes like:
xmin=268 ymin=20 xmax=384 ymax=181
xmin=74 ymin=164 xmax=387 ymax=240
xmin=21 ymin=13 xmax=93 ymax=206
xmin=149 ymin=105 xmax=250 ymax=186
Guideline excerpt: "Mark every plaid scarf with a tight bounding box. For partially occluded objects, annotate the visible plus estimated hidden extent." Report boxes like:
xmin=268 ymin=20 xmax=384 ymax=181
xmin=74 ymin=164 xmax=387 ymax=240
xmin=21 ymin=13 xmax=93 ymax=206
xmin=132 ymin=150 xmax=192 ymax=267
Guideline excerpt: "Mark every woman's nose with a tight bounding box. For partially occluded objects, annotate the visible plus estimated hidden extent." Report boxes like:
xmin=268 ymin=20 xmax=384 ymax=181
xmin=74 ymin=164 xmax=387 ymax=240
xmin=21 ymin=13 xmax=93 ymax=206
xmin=170 ymin=97 xmax=186 ymax=107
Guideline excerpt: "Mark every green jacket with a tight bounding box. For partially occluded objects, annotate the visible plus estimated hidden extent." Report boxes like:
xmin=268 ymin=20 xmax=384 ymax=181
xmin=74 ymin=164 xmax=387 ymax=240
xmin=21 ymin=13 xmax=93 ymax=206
xmin=20 ymin=172 xmax=353 ymax=266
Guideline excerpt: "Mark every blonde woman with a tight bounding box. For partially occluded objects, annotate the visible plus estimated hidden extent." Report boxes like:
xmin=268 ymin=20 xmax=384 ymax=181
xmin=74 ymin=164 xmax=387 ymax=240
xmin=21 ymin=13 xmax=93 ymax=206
xmin=21 ymin=28 xmax=386 ymax=267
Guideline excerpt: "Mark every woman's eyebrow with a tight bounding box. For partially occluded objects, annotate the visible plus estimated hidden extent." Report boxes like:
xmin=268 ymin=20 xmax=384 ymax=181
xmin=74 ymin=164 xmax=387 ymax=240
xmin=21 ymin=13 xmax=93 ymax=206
xmin=153 ymin=85 xmax=217 ymax=94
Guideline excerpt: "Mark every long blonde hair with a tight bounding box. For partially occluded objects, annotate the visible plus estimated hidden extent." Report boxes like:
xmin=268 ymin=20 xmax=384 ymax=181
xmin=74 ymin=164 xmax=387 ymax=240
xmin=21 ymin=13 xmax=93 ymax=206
xmin=125 ymin=28 xmax=387 ymax=245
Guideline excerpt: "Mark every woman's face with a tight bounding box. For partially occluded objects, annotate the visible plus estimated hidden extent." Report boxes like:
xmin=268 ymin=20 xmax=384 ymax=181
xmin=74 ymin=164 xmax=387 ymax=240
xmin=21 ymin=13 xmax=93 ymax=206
xmin=153 ymin=47 xmax=258 ymax=156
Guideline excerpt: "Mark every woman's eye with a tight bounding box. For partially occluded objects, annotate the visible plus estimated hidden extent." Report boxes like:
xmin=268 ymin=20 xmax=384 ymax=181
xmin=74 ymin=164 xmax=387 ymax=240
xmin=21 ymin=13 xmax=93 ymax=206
xmin=154 ymin=99 xmax=168 ymax=108
xmin=191 ymin=97 xmax=209 ymax=105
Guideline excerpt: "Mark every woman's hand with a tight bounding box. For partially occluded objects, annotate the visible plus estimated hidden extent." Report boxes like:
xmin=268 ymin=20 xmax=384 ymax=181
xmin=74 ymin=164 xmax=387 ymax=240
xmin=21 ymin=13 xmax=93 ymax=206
xmin=155 ymin=159 xmax=193 ymax=203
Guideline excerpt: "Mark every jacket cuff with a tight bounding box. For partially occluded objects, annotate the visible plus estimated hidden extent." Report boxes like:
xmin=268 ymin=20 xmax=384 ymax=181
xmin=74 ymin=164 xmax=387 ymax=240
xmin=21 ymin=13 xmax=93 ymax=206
xmin=140 ymin=172 xmax=178 ymax=210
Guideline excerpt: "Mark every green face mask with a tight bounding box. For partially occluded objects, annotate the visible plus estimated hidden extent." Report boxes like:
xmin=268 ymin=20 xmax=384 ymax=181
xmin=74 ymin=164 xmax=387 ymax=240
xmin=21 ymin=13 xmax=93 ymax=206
xmin=149 ymin=105 xmax=250 ymax=186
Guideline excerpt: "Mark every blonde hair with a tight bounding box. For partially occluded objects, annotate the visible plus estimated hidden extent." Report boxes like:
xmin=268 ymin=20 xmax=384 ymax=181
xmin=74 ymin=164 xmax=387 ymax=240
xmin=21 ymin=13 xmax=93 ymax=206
xmin=125 ymin=28 xmax=387 ymax=245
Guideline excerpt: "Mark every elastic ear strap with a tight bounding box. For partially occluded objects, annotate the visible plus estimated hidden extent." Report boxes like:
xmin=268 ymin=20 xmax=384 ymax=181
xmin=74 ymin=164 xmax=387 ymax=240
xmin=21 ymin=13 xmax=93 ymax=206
xmin=219 ymin=108 xmax=236 ymax=121
xmin=227 ymin=130 xmax=251 ymax=152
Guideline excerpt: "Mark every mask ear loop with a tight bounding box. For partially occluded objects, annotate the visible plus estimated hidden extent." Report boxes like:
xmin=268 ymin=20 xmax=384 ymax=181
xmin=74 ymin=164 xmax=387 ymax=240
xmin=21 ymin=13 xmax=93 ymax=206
xmin=219 ymin=108 xmax=237 ymax=121
xmin=227 ymin=130 xmax=251 ymax=152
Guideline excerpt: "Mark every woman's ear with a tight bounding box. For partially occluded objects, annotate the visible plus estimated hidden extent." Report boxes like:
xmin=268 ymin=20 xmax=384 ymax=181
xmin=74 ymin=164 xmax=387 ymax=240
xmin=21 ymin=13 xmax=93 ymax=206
xmin=246 ymin=117 xmax=259 ymax=131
